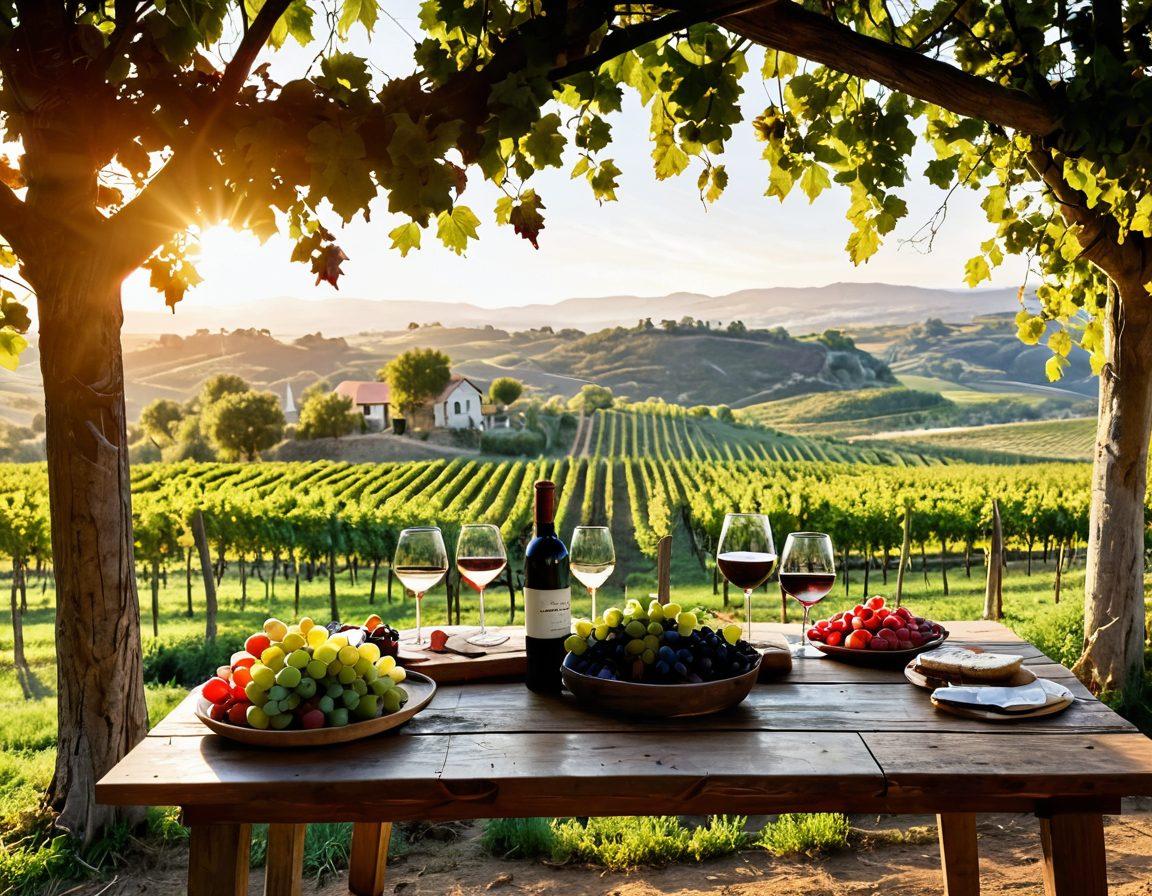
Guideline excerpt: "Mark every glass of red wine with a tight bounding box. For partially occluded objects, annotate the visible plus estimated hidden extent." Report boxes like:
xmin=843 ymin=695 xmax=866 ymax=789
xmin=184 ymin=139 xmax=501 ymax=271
xmin=716 ymin=513 xmax=776 ymax=647
xmin=779 ymin=532 xmax=836 ymax=658
xmin=394 ymin=527 xmax=449 ymax=648
xmin=456 ymin=523 xmax=509 ymax=646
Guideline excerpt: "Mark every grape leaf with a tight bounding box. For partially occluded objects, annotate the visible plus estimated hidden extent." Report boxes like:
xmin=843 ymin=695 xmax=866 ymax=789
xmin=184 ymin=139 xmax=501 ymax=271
xmin=389 ymin=222 xmax=422 ymax=257
xmin=0 ymin=327 xmax=26 ymax=371
xmin=509 ymin=191 xmax=546 ymax=248
xmin=436 ymin=205 xmax=481 ymax=254
xmin=313 ymin=243 xmax=349 ymax=288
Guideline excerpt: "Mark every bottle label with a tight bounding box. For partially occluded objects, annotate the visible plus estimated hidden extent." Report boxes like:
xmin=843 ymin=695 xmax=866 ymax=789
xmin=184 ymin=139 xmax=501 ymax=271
xmin=524 ymin=587 xmax=571 ymax=639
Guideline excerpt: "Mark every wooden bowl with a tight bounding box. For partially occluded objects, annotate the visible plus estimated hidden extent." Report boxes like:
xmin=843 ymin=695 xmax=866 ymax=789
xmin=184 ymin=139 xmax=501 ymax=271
xmin=194 ymin=670 xmax=437 ymax=748
xmin=814 ymin=630 xmax=948 ymax=669
xmin=560 ymin=655 xmax=760 ymax=718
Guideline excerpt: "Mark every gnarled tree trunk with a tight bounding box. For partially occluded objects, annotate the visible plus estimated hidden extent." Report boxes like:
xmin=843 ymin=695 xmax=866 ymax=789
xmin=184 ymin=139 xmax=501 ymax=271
xmin=1076 ymin=280 xmax=1152 ymax=693
xmin=30 ymin=247 xmax=148 ymax=844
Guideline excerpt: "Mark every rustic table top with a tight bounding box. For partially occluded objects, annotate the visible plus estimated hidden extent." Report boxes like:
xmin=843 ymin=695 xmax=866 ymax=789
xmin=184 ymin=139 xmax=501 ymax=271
xmin=96 ymin=621 xmax=1152 ymax=824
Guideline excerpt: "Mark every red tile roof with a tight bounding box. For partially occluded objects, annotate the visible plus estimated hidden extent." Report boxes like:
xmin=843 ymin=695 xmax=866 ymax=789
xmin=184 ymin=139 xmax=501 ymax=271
xmin=335 ymin=381 xmax=391 ymax=405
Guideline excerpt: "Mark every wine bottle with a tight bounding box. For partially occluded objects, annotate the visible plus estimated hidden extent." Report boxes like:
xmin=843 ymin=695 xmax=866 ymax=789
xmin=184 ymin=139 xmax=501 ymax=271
xmin=523 ymin=479 xmax=571 ymax=693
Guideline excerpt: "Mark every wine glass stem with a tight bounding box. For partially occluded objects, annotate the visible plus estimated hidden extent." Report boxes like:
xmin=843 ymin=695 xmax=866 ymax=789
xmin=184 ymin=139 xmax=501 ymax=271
xmin=478 ymin=588 xmax=486 ymax=634
xmin=415 ymin=593 xmax=423 ymax=644
xmin=744 ymin=589 xmax=754 ymax=642
xmin=800 ymin=605 xmax=811 ymax=651
xmin=590 ymin=587 xmax=597 ymax=620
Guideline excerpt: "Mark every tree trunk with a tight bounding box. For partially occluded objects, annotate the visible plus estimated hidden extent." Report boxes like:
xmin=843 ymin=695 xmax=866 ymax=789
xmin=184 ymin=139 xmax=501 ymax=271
xmin=369 ymin=559 xmax=380 ymax=605
xmin=387 ymin=567 xmax=394 ymax=603
xmin=33 ymin=256 xmax=147 ymax=843
xmin=881 ymin=547 xmax=889 ymax=584
xmin=1078 ymin=285 xmax=1152 ymax=693
xmin=1027 ymin=537 xmax=1034 ymax=576
xmin=191 ymin=509 xmax=217 ymax=643
xmin=895 ymin=506 xmax=911 ymax=607
xmin=507 ymin=570 xmax=516 ymax=624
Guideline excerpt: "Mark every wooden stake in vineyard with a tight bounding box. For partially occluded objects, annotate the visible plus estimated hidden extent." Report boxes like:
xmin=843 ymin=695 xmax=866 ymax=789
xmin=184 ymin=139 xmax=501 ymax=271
xmin=895 ymin=504 xmax=912 ymax=608
xmin=983 ymin=501 xmax=1004 ymax=622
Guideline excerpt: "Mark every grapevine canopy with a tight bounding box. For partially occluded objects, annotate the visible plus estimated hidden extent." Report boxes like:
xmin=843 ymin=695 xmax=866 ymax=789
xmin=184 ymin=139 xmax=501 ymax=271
xmin=0 ymin=1 xmax=1147 ymax=379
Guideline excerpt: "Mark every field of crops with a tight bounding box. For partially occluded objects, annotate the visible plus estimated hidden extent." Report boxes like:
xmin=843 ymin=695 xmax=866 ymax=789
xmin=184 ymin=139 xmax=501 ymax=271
xmin=1 ymin=458 xmax=1095 ymax=597
xmin=573 ymin=407 xmax=1032 ymax=465
xmin=879 ymin=418 xmax=1096 ymax=461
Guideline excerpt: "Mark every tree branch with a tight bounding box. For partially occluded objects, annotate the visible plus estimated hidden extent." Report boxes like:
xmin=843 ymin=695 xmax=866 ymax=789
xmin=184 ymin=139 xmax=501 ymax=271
xmin=107 ymin=0 xmax=292 ymax=274
xmin=551 ymin=0 xmax=776 ymax=80
xmin=718 ymin=0 xmax=1060 ymax=135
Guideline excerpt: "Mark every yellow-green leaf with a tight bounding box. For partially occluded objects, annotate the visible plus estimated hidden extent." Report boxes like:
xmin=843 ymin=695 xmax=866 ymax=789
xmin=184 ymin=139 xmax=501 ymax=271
xmin=0 ymin=326 xmax=27 ymax=371
xmin=1045 ymin=354 xmax=1069 ymax=382
xmin=799 ymin=165 xmax=830 ymax=203
xmin=436 ymin=206 xmax=480 ymax=255
xmin=389 ymin=222 xmax=421 ymax=257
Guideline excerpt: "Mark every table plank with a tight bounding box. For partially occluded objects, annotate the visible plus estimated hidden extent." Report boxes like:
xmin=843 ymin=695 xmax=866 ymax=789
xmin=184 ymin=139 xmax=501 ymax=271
xmin=865 ymin=731 xmax=1152 ymax=801
xmin=404 ymin=681 xmax=1129 ymax=737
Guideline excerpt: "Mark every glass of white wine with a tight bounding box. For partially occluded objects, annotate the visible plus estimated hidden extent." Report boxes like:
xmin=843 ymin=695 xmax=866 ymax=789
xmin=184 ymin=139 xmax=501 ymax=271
xmin=393 ymin=527 xmax=448 ymax=648
xmin=570 ymin=525 xmax=615 ymax=619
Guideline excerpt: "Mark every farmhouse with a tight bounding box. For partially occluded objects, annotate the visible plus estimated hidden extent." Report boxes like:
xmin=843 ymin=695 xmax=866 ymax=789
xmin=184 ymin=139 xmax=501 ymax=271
xmin=334 ymin=375 xmax=491 ymax=431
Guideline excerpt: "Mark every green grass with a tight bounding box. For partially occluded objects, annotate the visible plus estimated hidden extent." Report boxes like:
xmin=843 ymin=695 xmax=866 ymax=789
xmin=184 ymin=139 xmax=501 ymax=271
xmin=550 ymin=815 xmax=749 ymax=869
xmin=756 ymin=813 xmax=851 ymax=857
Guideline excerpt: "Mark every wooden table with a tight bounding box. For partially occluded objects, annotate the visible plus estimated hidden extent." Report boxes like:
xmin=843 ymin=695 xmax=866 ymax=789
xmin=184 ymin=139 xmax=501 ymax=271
xmin=96 ymin=621 xmax=1152 ymax=896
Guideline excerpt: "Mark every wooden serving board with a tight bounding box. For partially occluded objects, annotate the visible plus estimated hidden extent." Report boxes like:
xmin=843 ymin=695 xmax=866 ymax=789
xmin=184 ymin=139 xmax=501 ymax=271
xmin=397 ymin=626 xmax=792 ymax=684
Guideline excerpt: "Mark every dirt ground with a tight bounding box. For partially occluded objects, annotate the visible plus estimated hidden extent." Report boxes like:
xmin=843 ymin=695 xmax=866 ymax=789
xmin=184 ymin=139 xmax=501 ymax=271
xmin=69 ymin=805 xmax=1152 ymax=896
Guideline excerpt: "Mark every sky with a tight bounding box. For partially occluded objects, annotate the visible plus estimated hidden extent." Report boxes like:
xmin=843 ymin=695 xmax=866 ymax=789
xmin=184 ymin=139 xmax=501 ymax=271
xmin=119 ymin=5 xmax=1026 ymax=313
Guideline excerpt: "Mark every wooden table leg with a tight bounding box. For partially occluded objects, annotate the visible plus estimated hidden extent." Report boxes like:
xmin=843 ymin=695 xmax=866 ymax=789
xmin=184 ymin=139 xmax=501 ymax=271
xmin=1039 ymin=813 xmax=1108 ymax=896
xmin=188 ymin=823 xmax=250 ymax=896
xmin=264 ymin=823 xmax=306 ymax=896
xmin=937 ymin=813 xmax=980 ymax=896
xmin=348 ymin=822 xmax=392 ymax=896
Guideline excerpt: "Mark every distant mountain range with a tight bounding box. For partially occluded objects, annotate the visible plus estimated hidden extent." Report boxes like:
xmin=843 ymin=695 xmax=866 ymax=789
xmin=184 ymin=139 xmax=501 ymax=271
xmin=122 ymin=282 xmax=1021 ymax=337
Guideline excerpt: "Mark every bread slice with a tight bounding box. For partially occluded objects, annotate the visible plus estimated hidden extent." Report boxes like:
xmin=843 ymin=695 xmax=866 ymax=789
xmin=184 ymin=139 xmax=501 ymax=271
xmin=917 ymin=647 xmax=1023 ymax=681
xmin=917 ymin=647 xmax=977 ymax=675
xmin=960 ymin=652 xmax=1024 ymax=680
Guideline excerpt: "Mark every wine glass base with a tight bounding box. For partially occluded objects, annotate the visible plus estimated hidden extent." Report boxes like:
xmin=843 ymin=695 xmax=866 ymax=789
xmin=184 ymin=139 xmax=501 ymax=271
xmin=791 ymin=643 xmax=826 ymax=659
xmin=403 ymin=636 xmax=430 ymax=649
xmin=466 ymin=631 xmax=509 ymax=647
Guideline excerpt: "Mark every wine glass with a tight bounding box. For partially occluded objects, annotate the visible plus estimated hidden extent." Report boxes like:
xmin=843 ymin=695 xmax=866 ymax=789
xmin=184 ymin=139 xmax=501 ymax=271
xmin=457 ymin=523 xmax=509 ymax=646
xmin=716 ymin=513 xmax=776 ymax=647
xmin=779 ymin=532 xmax=836 ymax=659
xmin=570 ymin=526 xmax=615 ymax=619
xmin=393 ymin=527 xmax=448 ymax=648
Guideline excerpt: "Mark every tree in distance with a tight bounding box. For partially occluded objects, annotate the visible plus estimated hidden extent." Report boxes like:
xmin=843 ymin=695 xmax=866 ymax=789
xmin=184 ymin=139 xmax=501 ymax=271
xmin=166 ymin=416 xmax=215 ymax=463
xmin=297 ymin=391 xmax=360 ymax=440
xmin=203 ymin=392 xmax=285 ymax=461
xmin=569 ymin=384 xmax=615 ymax=415
xmin=199 ymin=374 xmax=250 ymax=409
xmin=489 ymin=376 xmax=524 ymax=407
xmin=380 ymin=348 xmax=452 ymax=420
xmin=138 ymin=399 xmax=184 ymax=447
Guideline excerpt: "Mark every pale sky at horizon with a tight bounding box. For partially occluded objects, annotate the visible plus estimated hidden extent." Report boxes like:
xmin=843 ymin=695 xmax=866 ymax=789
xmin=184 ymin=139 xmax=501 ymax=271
xmin=118 ymin=5 xmax=1027 ymax=314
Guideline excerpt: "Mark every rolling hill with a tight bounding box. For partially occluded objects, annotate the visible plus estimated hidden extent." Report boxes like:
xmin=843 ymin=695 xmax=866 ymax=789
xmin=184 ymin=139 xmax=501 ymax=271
xmin=869 ymin=418 xmax=1096 ymax=461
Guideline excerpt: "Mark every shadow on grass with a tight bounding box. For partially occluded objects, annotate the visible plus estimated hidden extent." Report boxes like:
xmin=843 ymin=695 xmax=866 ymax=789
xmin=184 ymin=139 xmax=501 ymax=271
xmin=15 ymin=664 xmax=50 ymax=701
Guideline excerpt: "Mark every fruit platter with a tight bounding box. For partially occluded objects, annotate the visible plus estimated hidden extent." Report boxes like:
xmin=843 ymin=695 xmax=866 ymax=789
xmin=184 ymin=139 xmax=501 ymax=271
xmin=195 ymin=615 xmax=436 ymax=747
xmin=561 ymin=598 xmax=762 ymax=718
xmin=805 ymin=596 xmax=947 ymax=668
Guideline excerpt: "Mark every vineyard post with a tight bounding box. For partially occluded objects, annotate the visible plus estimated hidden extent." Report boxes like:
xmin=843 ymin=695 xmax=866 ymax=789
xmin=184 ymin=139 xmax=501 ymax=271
xmin=507 ymin=570 xmax=516 ymax=625
xmin=983 ymin=501 xmax=1004 ymax=621
xmin=862 ymin=544 xmax=871 ymax=597
xmin=387 ymin=568 xmax=394 ymax=604
xmin=328 ymin=546 xmax=338 ymax=621
xmin=10 ymin=559 xmax=30 ymax=698
xmin=239 ymin=553 xmax=247 ymax=611
xmin=150 ymin=558 xmax=160 ymax=639
xmin=895 ymin=505 xmax=911 ymax=608
xmin=1054 ymin=543 xmax=1064 ymax=604
xmin=293 ymin=554 xmax=301 ymax=618
xmin=191 ymin=510 xmax=217 ymax=643
xmin=369 ymin=560 xmax=380 ymax=605
xmin=184 ymin=548 xmax=193 ymax=618
xmin=940 ymin=538 xmax=949 ymax=596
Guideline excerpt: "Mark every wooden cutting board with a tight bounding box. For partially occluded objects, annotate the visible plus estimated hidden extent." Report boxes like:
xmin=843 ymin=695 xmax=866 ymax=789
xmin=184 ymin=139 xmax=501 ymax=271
xmin=399 ymin=626 xmax=792 ymax=684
